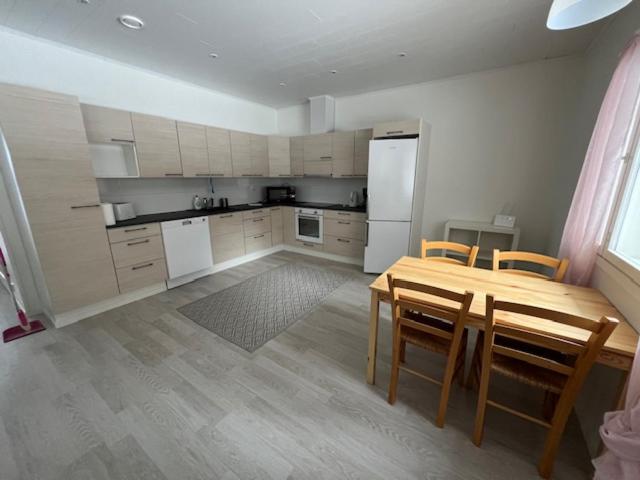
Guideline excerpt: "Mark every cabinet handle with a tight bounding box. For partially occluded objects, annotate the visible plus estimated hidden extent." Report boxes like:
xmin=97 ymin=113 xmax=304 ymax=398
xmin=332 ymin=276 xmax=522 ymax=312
xmin=132 ymin=262 xmax=154 ymax=271
xmin=303 ymin=242 xmax=314 ymax=247
xmin=111 ymin=138 xmax=135 ymax=143
xmin=164 ymin=173 xmax=183 ymax=176
xmin=386 ymin=130 xmax=404 ymax=135
xmin=195 ymin=173 xmax=211 ymax=177
xmin=320 ymin=156 xmax=332 ymax=159
xmin=271 ymin=208 xmax=280 ymax=211
xmin=253 ymin=218 xmax=264 ymax=222
xmin=241 ymin=174 xmax=253 ymax=177
xmin=127 ymin=239 xmax=150 ymax=246
xmin=124 ymin=227 xmax=147 ymax=233
xmin=71 ymin=204 xmax=100 ymax=209
xmin=337 ymin=238 xmax=351 ymax=243
xmin=337 ymin=212 xmax=350 ymax=216
xmin=254 ymin=234 xmax=264 ymax=239
xmin=220 ymin=214 xmax=233 ymax=218
xmin=337 ymin=221 xmax=351 ymax=225
xmin=254 ymin=174 xmax=264 ymax=177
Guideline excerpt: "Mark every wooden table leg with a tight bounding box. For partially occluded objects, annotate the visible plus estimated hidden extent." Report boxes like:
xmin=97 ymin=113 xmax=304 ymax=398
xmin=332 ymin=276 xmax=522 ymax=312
xmin=366 ymin=290 xmax=380 ymax=385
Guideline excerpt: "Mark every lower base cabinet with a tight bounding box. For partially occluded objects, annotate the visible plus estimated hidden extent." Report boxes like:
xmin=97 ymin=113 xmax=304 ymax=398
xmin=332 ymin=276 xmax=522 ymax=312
xmin=116 ymin=260 xmax=168 ymax=294
xmin=212 ymin=232 xmax=246 ymax=263
xmin=246 ymin=232 xmax=272 ymax=253
xmin=324 ymin=236 xmax=364 ymax=257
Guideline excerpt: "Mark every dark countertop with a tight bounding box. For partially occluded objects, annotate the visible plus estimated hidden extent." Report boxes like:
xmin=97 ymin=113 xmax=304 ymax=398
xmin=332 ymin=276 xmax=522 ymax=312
xmin=106 ymin=201 xmax=366 ymax=229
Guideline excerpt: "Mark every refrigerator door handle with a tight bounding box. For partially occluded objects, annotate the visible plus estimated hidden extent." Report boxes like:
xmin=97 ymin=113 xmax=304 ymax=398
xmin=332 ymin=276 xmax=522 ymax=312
xmin=365 ymin=221 xmax=369 ymax=247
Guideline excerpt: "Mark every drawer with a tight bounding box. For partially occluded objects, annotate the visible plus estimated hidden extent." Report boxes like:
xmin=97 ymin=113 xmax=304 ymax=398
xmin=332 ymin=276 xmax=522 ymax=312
xmin=373 ymin=119 xmax=420 ymax=138
xmin=242 ymin=208 xmax=268 ymax=220
xmin=270 ymin=207 xmax=283 ymax=227
xmin=212 ymin=232 xmax=245 ymax=264
xmin=324 ymin=218 xmax=365 ymax=240
xmin=116 ymin=259 xmax=168 ymax=294
xmin=294 ymin=240 xmax=324 ymax=252
xmin=110 ymin=235 xmax=165 ymax=269
xmin=107 ymin=223 xmax=161 ymax=243
xmin=324 ymin=236 xmax=364 ymax=258
xmin=271 ymin=225 xmax=283 ymax=245
xmin=245 ymin=232 xmax=272 ymax=254
xmin=243 ymin=216 xmax=271 ymax=237
xmin=210 ymin=212 xmax=243 ymax=236
xmin=323 ymin=210 xmax=366 ymax=222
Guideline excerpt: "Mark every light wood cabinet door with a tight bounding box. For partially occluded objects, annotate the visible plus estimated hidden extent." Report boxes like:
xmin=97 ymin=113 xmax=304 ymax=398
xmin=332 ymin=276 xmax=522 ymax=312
xmin=268 ymin=136 xmax=291 ymax=177
xmin=245 ymin=232 xmax=272 ymax=254
xmin=210 ymin=212 xmax=243 ymax=235
xmin=282 ymin=207 xmax=296 ymax=245
xmin=230 ymin=130 xmax=252 ymax=176
xmin=110 ymin=235 xmax=165 ymax=269
xmin=250 ymin=134 xmax=269 ymax=177
xmin=206 ymin=127 xmax=232 ymax=177
xmin=324 ymin=218 xmax=365 ymax=241
xmin=177 ymin=121 xmax=209 ymax=177
xmin=354 ymin=128 xmax=372 ymax=176
xmin=243 ymin=216 xmax=271 ymax=237
xmin=303 ymin=133 xmax=332 ymax=162
xmin=324 ymin=236 xmax=364 ymax=258
xmin=0 ymin=83 xmax=119 ymax=314
xmin=331 ymin=131 xmax=355 ymax=178
xmin=116 ymin=259 xmax=167 ymax=294
xmin=290 ymin=137 xmax=304 ymax=177
xmin=131 ymin=112 xmax=182 ymax=177
xmin=80 ymin=104 xmax=134 ymax=143
xmin=270 ymin=207 xmax=284 ymax=245
xmin=372 ymin=119 xmax=420 ymax=138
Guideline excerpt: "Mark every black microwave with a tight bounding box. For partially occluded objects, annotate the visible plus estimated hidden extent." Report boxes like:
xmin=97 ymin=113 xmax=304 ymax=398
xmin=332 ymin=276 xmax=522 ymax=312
xmin=266 ymin=186 xmax=296 ymax=203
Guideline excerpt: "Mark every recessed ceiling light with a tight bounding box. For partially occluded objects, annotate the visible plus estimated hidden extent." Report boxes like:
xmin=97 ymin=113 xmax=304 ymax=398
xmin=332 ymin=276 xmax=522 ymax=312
xmin=397 ymin=52 xmax=407 ymax=57
xmin=330 ymin=69 xmax=337 ymax=74
xmin=279 ymin=82 xmax=287 ymax=87
xmin=118 ymin=15 xmax=144 ymax=30
xmin=208 ymin=53 xmax=219 ymax=59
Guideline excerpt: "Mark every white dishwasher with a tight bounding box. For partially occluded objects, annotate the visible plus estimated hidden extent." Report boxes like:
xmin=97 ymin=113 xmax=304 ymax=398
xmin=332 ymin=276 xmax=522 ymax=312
xmin=161 ymin=216 xmax=213 ymax=281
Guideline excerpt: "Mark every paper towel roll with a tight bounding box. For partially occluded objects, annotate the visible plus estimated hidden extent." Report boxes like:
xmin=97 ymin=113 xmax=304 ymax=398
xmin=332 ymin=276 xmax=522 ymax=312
xmin=101 ymin=203 xmax=115 ymax=226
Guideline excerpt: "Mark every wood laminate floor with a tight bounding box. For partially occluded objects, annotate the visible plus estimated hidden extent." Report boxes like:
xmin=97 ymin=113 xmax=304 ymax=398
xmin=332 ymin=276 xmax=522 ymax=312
xmin=0 ymin=252 xmax=593 ymax=479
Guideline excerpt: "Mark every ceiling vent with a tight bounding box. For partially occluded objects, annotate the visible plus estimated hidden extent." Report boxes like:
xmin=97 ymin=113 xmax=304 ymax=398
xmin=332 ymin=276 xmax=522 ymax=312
xmin=308 ymin=95 xmax=335 ymax=134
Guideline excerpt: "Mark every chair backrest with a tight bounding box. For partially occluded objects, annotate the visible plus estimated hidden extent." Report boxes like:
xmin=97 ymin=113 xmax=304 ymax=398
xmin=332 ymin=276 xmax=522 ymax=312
xmin=387 ymin=273 xmax=474 ymax=333
xmin=483 ymin=294 xmax=618 ymax=382
xmin=421 ymin=239 xmax=480 ymax=267
xmin=492 ymin=249 xmax=569 ymax=282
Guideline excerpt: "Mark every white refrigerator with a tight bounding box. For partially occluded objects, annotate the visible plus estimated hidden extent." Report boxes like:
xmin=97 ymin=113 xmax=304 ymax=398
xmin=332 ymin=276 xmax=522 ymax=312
xmin=364 ymin=138 xmax=418 ymax=273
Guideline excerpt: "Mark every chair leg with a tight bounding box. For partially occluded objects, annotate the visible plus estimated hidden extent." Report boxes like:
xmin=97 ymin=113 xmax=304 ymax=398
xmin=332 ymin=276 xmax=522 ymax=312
xmin=538 ymin=389 xmax=578 ymax=479
xmin=466 ymin=332 xmax=482 ymax=389
xmin=473 ymin=338 xmax=492 ymax=446
xmin=388 ymin=327 xmax=402 ymax=405
xmin=436 ymin=329 xmax=466 ymax=428
xmin=454 ymin=336 xmax=467 ymax=386
xmin=399 ymin=340 xmax=406 ymax=364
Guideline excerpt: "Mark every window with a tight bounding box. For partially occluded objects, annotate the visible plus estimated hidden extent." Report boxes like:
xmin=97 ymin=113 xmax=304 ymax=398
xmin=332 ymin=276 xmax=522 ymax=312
xmin=605 ymin=139 xmax=640 ymax=281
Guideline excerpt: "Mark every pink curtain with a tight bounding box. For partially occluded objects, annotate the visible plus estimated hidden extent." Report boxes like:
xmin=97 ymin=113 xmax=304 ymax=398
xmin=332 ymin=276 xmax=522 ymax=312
xmin=593 ymin=341 xmax=640 ymax=479
xmin=558 ymin=34 xmax=640 ymax=286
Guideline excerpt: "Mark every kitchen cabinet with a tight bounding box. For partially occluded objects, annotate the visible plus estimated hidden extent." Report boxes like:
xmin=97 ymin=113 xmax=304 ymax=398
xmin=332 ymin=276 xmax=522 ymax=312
xmin=354 ymin=128 xmax=373 ymax=176
xmin=177 ymin=121 xmax=209 ymax=177
xmin=250 ymin=134 xmax=269 ymax=176
xmin=0 ymin=83 xmax=119 ymax=314
xmin=268 ymin=136 xmax=291 ymax=177
xmin=132 ymin=113 xmax=183 ymax=177
xmin=324 ymin=218 xmax=365 ymax=241
xmin=243 ymin=216 xmax=271 ymax=237
xmin=331 ymin=131 xmax=355 ymax=178
xmin=282 ymin=207 xmax=296 ymax=245
xmin=243 ymin=209 xmax=272 ymax=253
xmin=290 ymin=137 xmax=304 ymax=177
xmin=230 ymin=130 xmax=252 ymax=176
xmin=210 ymin=213 xmax=245 ymax=263
xmin=303 ymin=133 xmax=333 ymax=176
xmin=372 ymin=119 xmax=420 ymax=138
xmin=270 ymin=207 xmax=284 ymax=245
xmin=80 ymin=104 xmax=134 ymax=143
xmin=324 ymin=210 xmax=367 ymax=222
xmin=324 ymin=209 xmax=366 ymax=259
xmin=245 ymin=232 xmax=272 ymax=254
xmin=207 ymin=127 xmax=232 ymax=177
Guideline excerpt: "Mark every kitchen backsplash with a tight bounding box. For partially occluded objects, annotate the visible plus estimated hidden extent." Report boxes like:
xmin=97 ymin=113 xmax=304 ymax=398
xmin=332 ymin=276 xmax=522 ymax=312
xmin=97 ymin=177 xmax=367 ymax=215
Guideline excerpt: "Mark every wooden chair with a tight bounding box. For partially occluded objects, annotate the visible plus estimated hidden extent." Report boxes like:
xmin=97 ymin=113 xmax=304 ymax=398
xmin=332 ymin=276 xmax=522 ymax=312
xmin=421 ymin=239 xmax=480 ymax=267
xmin=472 ymin=294 xmax=618 ymax=479
xmin=387 ymin=273 xmax=474 ymax=428
xmin=492 ymin=249 xmax=569 ymax=282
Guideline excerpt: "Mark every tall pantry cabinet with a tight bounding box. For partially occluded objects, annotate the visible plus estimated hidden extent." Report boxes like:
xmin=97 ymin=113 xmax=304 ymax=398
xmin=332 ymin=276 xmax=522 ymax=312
xmin=0 ymin=83 xmax=119 ymax=314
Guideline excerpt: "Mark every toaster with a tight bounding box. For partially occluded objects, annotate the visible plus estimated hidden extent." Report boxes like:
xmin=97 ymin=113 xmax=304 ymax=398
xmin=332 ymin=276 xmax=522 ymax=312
xmin=112 ymin=202 xmax=136 ymax=221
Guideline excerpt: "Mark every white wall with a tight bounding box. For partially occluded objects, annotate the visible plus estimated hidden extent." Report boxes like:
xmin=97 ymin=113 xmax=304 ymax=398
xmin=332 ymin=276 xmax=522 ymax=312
xmin=0 ymin=27 xmax=276 ymax=133
xmin=279 ymin=57 xmax=584 ymax=254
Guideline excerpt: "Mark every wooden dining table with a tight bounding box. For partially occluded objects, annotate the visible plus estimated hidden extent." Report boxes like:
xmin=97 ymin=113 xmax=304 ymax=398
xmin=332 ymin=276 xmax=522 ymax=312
xmin=366 ymin=256 xmax=639 ymax=408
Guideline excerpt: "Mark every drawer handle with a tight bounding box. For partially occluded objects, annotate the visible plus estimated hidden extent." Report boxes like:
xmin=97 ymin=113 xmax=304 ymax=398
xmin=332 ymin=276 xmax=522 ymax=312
xmin=124 ymin=227 xmax=147 ymax=233
xmin=320 ymin=156 xmax=332 ymax=159
xmin=386 ymin=130 xmax=404 ymax=135
xmin=220 ymin=214 xmax=233 ymax=218
xmin=211 ymin=173 xmax=225 ymax=177
xmin=271 ymin=208 xmax=280 ymax=211
xmin=195 ymin=173 xmax=211 ymax=177
xmin=303 ymin=242 xmax=314 ymax=247
xmin=127 ymin=239 xmax=150 ymax=246
xmin=241 ymin=174 xmax=253 ymax=176
xmin=278 ymin=174 xmax=290 ymax=176
xmin=337 ymin=238 xmax=351 ymax=243
xmin=111 ymin=138 xmax=135 ymax=143
xmin=164 ymin=173 xmax=183 ymax=176
xmin=253 ymin=218 xmax=263 ymax=222
xmin=337 ymin=221 xmax=351 ymax=225
xmin=132 ymin=262 xmax=154 ymax=270
xmin=254 ymin=234 xmax=264 ymax=239
xmin=337 ymin=212 xmax=350 ymax=216
xmin=71 ymin=204 xmax=100 ymax=209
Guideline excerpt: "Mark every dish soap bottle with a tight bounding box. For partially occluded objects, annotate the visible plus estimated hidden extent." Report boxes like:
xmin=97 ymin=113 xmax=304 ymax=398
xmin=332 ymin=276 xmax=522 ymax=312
xmin=193 ymin=195 xmax=203 ymax=210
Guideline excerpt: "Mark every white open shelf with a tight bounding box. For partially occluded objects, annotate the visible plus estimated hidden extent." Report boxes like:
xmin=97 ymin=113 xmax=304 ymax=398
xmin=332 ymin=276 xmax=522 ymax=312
xmin=444 ymin=219 xmax=520 ymax=267
xmin=89 ymin=142 xmax=139 ymax=178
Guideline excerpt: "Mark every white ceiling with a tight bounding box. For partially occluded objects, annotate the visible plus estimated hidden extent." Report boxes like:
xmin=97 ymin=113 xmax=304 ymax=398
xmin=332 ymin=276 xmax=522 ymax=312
xmin=0 ymin=0 xmax=605 ymax=107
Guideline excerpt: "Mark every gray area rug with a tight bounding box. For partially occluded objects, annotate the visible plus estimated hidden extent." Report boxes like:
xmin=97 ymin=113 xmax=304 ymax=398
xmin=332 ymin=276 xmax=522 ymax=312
xmin=177 ymin=263 xmax=353 ymax=352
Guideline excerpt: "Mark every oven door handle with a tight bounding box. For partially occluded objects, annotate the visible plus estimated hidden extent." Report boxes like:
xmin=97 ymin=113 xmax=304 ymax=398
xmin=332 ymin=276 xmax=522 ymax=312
xmin=297 ymin=215 xmax=319 ymax=221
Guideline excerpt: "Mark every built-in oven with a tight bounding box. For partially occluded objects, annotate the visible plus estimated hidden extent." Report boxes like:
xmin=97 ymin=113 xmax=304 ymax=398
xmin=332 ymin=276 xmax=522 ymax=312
xmin=295 ymin=208 xmax=323 ymax=244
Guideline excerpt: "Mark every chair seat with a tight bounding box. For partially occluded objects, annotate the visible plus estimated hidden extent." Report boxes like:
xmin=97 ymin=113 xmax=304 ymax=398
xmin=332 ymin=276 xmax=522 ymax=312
xmin=401 ymin=312 xmax=467 ymax=355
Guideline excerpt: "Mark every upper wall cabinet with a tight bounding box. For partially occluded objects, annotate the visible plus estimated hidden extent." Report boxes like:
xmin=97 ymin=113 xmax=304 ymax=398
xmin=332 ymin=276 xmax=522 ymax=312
xmin=80 ymin=104 xmax=134 ymax=143
xmin=268 ymin=136 xmax=291 ymax=177
xmin=354 ymin=128 xmax=373 ymax=176
xmin=131 ymin=113 xmax=183 ymax=177
xmin=177 ymin=121 xmax=209 ymax=177
xmin=331 ymin=131 xmax=355 ymax=178
xmin=250 ymin=134 xmax=269 ymax=177
xmin=303 ymin=133 xmax=333 ymax=176
xmin=372 ymin=119 xmax=420 ymax=138
xmin=230 ymin=130 xmax=252 ymax=176
xmin=207 ymin=126 xmax=232 ymax=177
xmin=290 ymin=137 xmax=304 ymax=177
